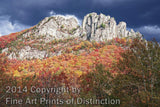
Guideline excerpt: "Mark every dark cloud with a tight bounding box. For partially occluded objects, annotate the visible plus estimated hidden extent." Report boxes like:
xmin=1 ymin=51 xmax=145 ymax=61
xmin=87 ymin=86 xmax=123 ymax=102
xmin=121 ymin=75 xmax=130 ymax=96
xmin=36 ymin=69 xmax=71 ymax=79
xmin=0 ymin=0 xmax=160 ymax=41
xmin=0 ymin=0 xmax=159 ymax=26
xmin=136 ymin=25 xmax=160 ymax=42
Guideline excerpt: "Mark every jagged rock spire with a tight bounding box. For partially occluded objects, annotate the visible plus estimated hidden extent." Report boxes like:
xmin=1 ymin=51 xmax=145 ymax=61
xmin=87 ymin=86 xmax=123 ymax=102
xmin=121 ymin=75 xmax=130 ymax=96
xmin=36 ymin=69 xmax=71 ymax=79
xmin=81 ymin=12 xmax=142 ymax=41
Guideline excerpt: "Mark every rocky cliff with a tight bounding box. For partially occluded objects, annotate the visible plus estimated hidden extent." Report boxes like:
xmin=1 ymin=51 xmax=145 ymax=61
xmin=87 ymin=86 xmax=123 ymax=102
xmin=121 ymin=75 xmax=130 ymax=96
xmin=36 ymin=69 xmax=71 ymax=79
xmin=1 ymin=12 xmax=142 ymax=60
xmin=81 ymin=12 xmax=141 ymax=41
xmin=23 ymin=15 xmax=81 ymax=43
xmin=22 ymin=12 xmax=142 ymax=42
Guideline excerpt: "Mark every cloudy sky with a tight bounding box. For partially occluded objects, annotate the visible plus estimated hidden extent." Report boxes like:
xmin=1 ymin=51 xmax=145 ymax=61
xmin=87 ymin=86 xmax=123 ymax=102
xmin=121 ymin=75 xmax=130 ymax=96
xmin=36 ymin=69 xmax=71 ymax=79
xmin=0 ymin=0 xmax=160 ymax=41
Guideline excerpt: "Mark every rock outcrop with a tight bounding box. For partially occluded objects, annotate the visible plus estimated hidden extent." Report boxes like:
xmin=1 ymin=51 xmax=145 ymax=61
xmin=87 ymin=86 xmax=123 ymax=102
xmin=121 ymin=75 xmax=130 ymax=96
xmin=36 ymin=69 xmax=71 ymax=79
xmin=22 ymin=12 xmax=142 ymax=42
xmin=81 ymin=12 xmax=142 ymax=41
xmin=23 ymin=15 xmax=80 ymax=43
xmin=18 ymin=46 xmax=48 ymax=60
xmin=2 ymin=12 xmax=142 ymax=60
xmin=23 ymin=12 xmax=142 ymax=43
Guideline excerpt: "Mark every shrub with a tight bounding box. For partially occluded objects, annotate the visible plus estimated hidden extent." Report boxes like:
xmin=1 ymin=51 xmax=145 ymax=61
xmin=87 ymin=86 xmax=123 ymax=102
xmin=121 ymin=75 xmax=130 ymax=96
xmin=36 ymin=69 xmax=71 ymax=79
xmin=100 ymin=23 xmax=106 ymax=29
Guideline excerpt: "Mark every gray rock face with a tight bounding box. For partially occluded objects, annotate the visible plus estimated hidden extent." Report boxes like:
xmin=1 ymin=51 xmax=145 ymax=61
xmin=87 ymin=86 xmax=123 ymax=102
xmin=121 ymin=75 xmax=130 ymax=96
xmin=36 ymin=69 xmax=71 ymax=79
xmin=23 ymin=12 xmax=142 ymax=42
xmin=23 ymin=15 xmax=80 ymax=43
xmin=81 ymin=12 xmax=142 ymax=41
xmin=18 ymin=46 xmax=47 ymax=60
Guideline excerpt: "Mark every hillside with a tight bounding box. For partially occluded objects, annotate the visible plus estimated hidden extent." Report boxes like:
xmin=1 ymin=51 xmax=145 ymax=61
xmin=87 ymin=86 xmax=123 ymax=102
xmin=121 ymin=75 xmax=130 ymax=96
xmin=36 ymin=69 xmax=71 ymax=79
xmin=2 ymin=13 xmax=159 ymax=107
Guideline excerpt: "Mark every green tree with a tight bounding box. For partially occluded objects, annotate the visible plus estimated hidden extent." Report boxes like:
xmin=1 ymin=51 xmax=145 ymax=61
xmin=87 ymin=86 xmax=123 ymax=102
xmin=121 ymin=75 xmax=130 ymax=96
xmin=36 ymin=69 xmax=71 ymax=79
xmin=113 ymin=39 xmax=160 ymax=106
